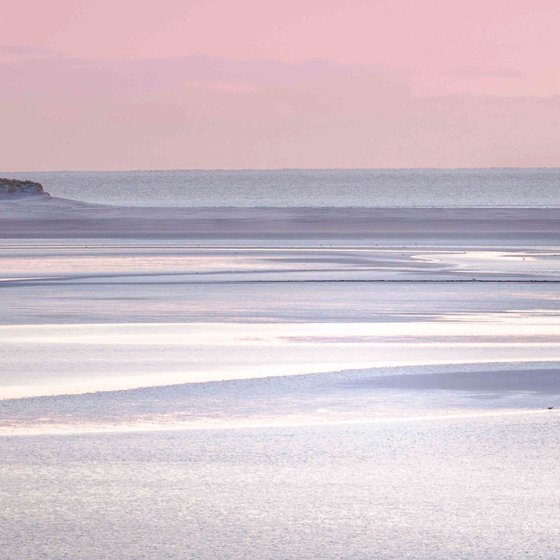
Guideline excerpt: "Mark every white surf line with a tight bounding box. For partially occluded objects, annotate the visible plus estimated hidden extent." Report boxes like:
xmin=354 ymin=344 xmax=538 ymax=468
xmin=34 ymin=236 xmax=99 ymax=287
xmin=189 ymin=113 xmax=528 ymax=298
xmin=1 ymin=408 xmax=556 ymax=438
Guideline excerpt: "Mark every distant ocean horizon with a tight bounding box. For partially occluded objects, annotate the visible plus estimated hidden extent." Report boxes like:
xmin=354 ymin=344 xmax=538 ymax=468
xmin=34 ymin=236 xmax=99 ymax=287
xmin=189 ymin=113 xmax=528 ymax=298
xmin=2 ymin=168 xmax=559 ymax=208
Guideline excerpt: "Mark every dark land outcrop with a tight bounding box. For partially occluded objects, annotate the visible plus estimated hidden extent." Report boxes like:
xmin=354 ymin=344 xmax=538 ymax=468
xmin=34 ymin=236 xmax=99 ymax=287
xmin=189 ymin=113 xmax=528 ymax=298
xmin=0 ymin=178 xmax=50 ymax=197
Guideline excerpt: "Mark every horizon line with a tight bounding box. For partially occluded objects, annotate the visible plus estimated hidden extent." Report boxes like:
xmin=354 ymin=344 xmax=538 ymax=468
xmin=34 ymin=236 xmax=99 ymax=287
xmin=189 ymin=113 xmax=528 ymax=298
xmin=3 ymin=166 xmax=560 ymax=174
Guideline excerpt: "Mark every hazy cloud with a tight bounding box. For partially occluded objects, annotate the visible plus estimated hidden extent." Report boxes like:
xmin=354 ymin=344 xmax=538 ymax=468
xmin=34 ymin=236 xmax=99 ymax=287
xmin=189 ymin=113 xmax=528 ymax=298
xmin=0 ymin=53 xmax=559 ymax=170
xmin=444 ymin=66 xmax=526 ymax=79
xmin=0 ymin=44 xmax=62 ymax=57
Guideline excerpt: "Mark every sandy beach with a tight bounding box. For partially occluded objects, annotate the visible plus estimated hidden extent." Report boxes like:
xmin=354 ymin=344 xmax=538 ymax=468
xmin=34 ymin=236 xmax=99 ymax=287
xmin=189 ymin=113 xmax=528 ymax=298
xmin=1 ymin=194 xmax=559 ymax=420
xmin=1 ymin=193 xmax=559 ymax=559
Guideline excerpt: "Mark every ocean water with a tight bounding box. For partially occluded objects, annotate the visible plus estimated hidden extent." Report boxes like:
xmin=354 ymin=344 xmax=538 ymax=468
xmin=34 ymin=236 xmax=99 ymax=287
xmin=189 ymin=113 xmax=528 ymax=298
xmin=3 ymin=168 xmax=559 ymax=207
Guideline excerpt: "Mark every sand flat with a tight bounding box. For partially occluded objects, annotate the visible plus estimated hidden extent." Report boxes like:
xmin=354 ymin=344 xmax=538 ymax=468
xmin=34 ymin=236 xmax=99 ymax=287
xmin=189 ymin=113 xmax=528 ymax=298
xmin=1 ymin=196 xmax=560 ymax=559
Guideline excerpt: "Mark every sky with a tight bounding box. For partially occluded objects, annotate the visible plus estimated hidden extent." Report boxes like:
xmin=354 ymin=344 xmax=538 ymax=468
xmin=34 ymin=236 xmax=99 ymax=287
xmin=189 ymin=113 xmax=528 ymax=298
xmin=1 ymin=0 xmax=559 ymax=170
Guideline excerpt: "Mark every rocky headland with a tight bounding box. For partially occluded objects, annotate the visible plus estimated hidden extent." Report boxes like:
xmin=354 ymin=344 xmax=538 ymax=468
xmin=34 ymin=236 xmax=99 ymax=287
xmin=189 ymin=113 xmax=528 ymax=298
xmin=0 ymin=178 xmax=50 ymax=197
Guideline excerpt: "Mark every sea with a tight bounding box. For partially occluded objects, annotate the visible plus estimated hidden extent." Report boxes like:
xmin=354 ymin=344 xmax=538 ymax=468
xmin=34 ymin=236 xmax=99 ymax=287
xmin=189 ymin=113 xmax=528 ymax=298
xmin=3 ymin=168 xmax=559 ymax=207
xmin=2 ymin=167 xmax=560 ymax=560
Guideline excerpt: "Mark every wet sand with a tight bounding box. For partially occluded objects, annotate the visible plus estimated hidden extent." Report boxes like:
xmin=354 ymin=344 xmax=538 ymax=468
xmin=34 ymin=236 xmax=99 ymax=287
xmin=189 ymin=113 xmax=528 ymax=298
xmin=2 ymin=195 xmax=560 ymax=559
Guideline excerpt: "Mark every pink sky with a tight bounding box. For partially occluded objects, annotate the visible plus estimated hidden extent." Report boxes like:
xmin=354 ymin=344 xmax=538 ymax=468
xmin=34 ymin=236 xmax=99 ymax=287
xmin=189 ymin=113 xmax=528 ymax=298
xmin=1 ymin=0 xmax=559 ymax=170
